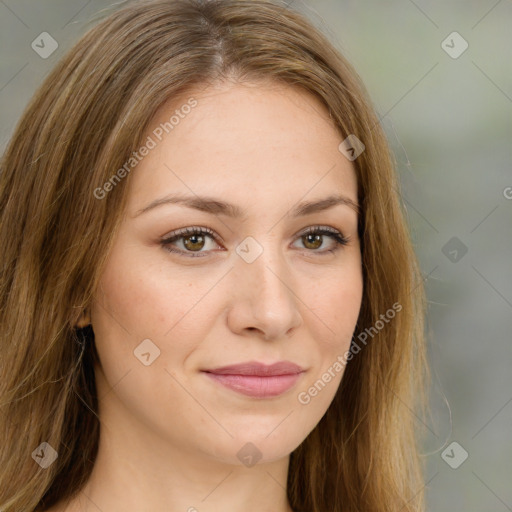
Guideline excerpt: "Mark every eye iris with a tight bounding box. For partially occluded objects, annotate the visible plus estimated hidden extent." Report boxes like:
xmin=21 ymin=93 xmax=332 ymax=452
xmin=183 ymin=234 xmax=205 ymax=251
xmin=303 ymin=233 xmax=322 ymax=250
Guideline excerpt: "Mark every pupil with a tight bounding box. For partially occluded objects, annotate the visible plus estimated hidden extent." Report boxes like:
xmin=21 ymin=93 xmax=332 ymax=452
xmin=305 ymin=234 xmax=321 ymax=249
xmin=184 ymin=234 xmax=204 ymax=251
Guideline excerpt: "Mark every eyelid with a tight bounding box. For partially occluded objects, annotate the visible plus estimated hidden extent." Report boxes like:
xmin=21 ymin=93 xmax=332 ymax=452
xmin=296 ymin=225 xmax=344 ymax=238
xmin=161 ymin=226 xmax=223 ymax=244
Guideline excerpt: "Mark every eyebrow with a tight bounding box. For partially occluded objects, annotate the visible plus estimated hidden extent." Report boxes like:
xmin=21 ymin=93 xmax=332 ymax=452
xmin=133 ymin=193 xmax=359 ymax=219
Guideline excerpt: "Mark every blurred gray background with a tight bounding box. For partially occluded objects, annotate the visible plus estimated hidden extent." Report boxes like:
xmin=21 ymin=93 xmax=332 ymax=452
xmin=1 ymin=1 xmax=511 ymax=510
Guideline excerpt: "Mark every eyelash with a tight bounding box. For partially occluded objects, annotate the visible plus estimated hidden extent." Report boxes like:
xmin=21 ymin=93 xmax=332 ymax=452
xmin=160 ymin=225 xmax=350 ymax=258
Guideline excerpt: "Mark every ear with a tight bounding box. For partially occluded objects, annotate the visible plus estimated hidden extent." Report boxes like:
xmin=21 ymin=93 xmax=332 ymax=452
xmin=75 ymin=308 xmax=91 ymax=329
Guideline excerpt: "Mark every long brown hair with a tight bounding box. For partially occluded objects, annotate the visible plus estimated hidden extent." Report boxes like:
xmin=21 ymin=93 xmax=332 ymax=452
xmin=0 ymin=1 xmax=428 ymax=510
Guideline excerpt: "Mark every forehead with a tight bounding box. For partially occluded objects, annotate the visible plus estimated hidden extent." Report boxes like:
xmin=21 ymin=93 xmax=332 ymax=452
xmin=126 ymin=81 xmax=358 ymax=214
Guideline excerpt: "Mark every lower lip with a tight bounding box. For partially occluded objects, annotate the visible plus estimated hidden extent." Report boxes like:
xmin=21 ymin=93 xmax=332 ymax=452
xmin=203 ymin=372 xmax=303 ymax=398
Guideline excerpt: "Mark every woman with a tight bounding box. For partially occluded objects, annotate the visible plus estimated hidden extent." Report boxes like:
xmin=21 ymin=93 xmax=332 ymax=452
xmin=0 ymin=0 xmax=428 ymax=511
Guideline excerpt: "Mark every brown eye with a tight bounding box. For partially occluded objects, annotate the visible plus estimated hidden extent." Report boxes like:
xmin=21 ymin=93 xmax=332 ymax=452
xmin=293 ymin=226 xmax=349 ymax=255
xmin=161 ymin=227 xmax=222 ymax=258
xmin=182 ymin=234 xmax=206 ymax=252
xmin=302 ymin=233 xmax=323 ymax=250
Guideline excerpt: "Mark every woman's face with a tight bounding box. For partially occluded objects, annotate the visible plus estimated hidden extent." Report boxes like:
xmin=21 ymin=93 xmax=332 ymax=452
xmin=90 ymin=81 xmax=363 ymax=466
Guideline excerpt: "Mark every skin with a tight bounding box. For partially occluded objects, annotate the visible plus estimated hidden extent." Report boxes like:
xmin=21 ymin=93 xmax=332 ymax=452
xmin=50 ymin=80 xmax=363 ymax=512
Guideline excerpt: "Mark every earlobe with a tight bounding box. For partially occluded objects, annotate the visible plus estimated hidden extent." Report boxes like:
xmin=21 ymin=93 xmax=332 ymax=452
xmin=75 ymin=308 xmax=91 ymax=328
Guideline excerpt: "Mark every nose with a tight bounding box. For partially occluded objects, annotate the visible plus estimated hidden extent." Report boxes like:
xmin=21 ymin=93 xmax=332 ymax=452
xmin=226 ymin=245 xmax=303 ymax=341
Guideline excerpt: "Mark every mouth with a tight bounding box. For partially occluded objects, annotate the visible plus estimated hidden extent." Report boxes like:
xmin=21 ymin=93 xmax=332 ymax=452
xmin=201 ymin=361 xmax=305 ymax=398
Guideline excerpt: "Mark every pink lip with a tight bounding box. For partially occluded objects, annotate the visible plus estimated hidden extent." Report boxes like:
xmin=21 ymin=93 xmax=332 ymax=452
xmin=202 ymin=361 xmax=305 ymax=398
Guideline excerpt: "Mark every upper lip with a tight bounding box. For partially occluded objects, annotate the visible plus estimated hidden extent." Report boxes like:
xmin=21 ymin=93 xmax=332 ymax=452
xmin=202 ymin=361 xmax=305 ymax=376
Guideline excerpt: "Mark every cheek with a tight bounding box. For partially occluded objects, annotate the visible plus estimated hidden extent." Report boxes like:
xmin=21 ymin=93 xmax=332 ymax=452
xmin=89 ymin=244 xmax=220 ymax=382
xmin=92 ymin=247 xmax=190 ymax=339
xmin=88 ymin=251 xmax=206 ymax=423
xmin=310 ymin=264 xmax=363 ymax=346
xmin=294 ymin=272 xmax=362 ymax=414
